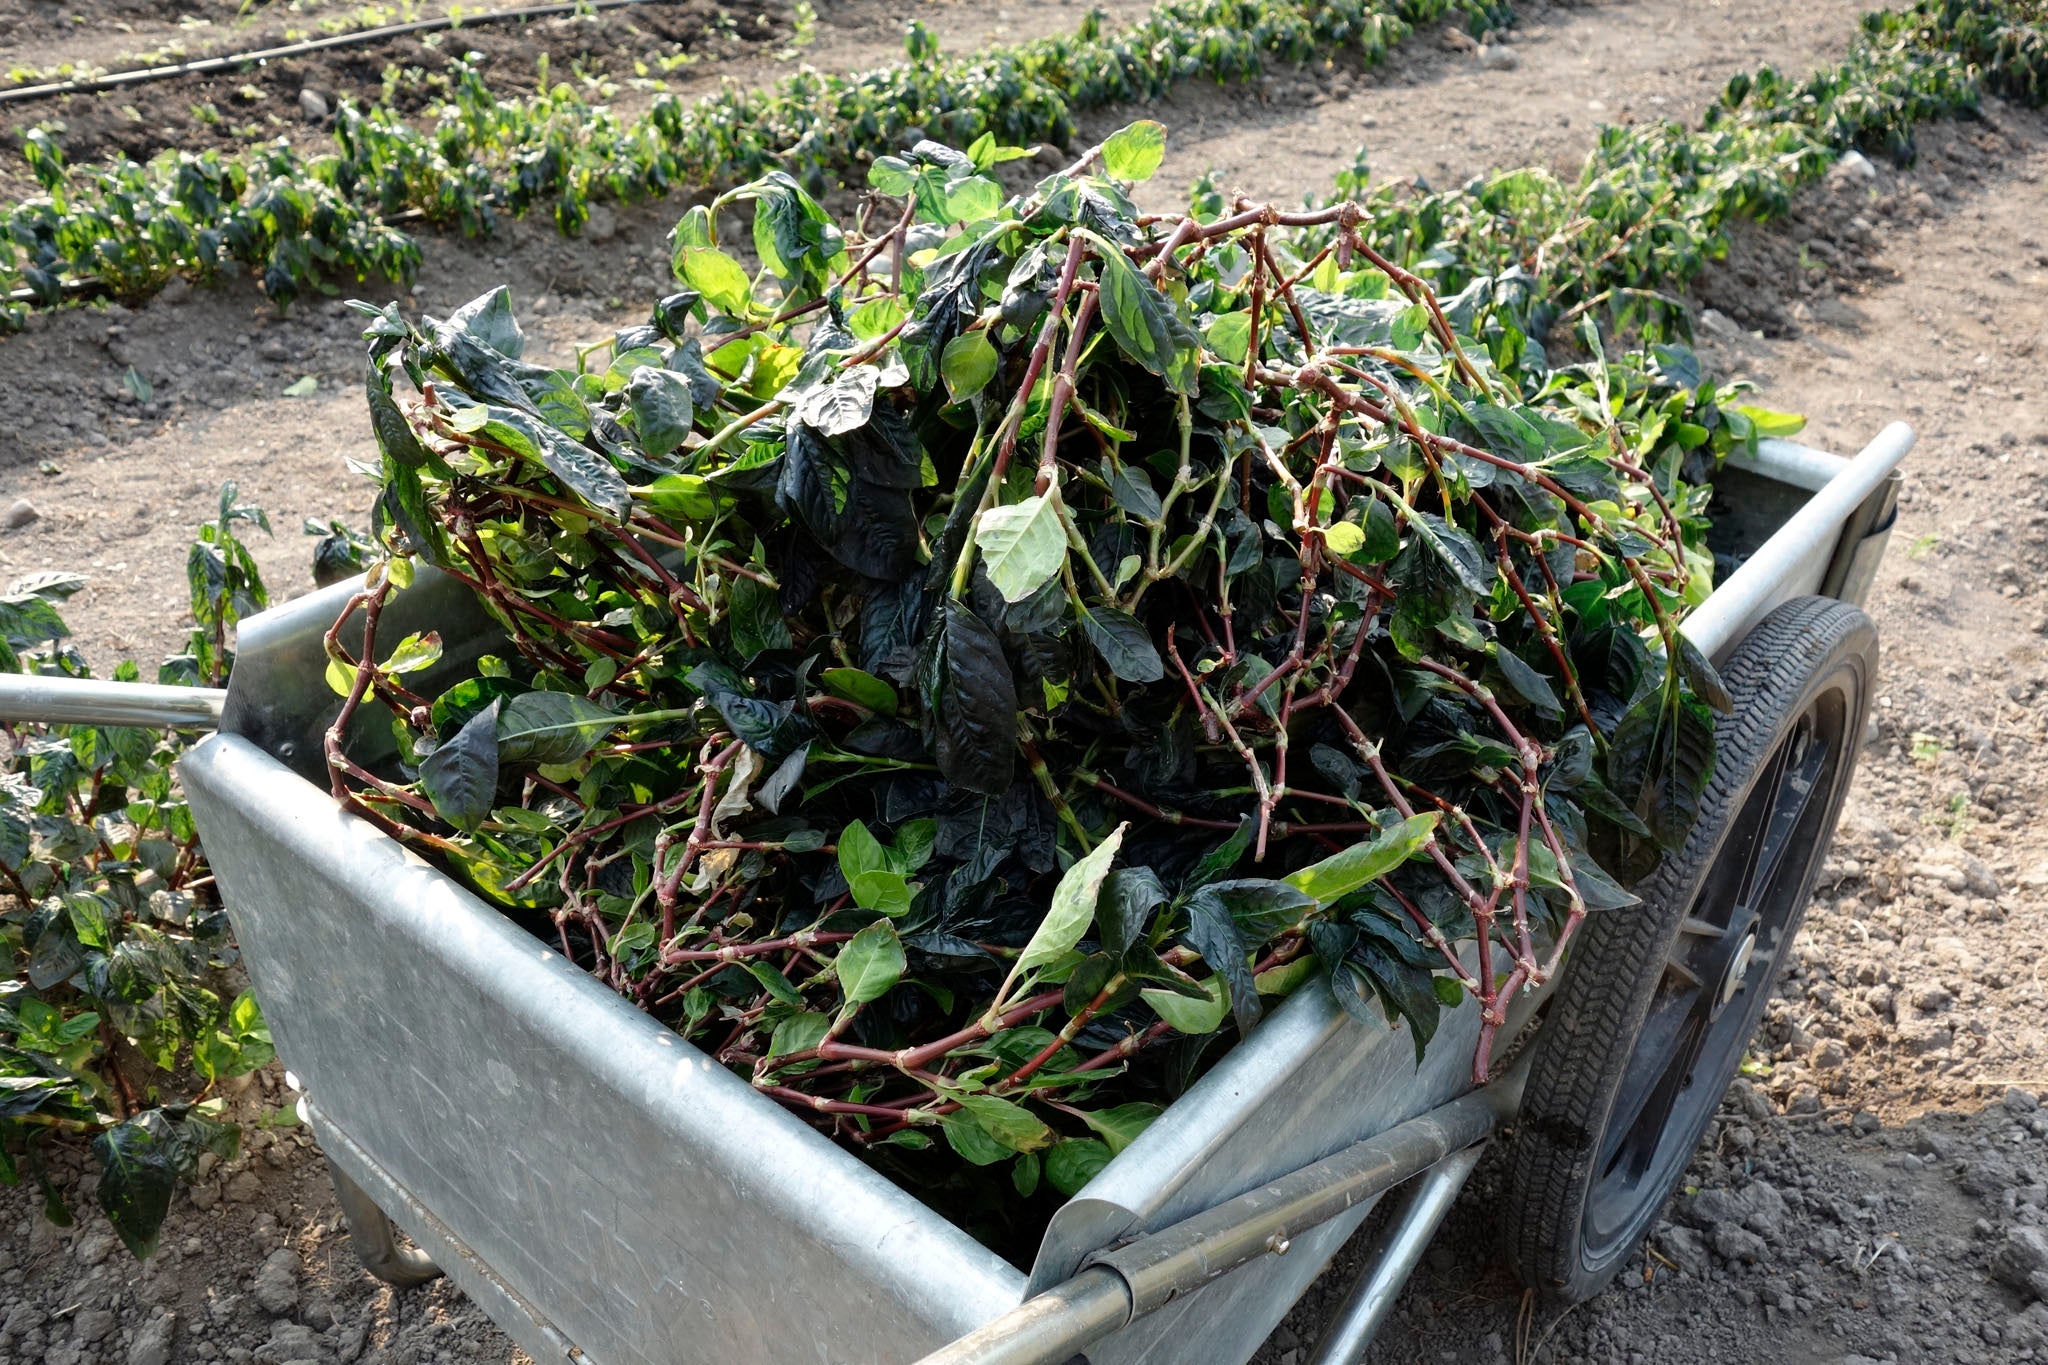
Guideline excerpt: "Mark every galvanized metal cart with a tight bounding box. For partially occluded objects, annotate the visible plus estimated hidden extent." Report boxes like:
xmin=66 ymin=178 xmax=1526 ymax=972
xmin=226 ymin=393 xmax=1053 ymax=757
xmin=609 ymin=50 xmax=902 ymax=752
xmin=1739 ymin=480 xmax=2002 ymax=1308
xmin=0 ymin=425 xmax=1912 ymax=1365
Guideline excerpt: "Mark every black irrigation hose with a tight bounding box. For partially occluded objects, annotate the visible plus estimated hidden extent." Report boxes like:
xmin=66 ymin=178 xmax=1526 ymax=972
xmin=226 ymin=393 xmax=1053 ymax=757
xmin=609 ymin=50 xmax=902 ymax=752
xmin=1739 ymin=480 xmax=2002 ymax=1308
xmin=0 ymin=0 xmax=670 ymax=106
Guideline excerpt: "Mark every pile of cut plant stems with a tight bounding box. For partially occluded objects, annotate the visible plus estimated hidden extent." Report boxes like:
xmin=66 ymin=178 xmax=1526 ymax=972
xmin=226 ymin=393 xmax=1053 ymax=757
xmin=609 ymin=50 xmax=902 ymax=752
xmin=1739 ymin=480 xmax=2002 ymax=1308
xmin=322 ymin=122 xmax=1765 ymax=1226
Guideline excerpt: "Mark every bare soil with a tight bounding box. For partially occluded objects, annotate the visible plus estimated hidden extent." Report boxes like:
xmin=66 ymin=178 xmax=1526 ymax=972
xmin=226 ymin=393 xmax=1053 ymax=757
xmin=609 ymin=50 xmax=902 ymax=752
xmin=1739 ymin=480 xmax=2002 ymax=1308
xmin=2 ymin=3 xmax=2046 ymax=1364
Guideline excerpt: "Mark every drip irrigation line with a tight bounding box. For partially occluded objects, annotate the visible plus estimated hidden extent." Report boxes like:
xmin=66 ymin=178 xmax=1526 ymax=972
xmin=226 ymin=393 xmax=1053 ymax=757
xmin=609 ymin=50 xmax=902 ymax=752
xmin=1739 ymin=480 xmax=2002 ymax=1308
xmin=0 ymin=0 xmax=667 ymax=106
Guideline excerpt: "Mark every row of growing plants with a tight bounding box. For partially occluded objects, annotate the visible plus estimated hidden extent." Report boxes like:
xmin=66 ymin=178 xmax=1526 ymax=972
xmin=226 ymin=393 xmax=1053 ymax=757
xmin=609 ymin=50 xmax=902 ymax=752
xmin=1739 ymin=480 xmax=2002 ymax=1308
xmin=6 ymin=0 xmax=2043 ymax=336
xmin=316 ymin=115 xmax=1782 ymax=1247
xmin=1 ymin=488 xmax=280 ymax=1257
xmin=4 ymin=0 xmax=1509 ymax=322
xmin=1277 ymin=0 xmax=2048 ymax=351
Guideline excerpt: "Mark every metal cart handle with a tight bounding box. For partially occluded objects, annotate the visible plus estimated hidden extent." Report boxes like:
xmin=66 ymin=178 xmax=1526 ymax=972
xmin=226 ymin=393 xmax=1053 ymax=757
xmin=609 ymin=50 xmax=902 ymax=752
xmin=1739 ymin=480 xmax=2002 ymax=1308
xmin=0 ymin=674 xmax=226 ymax=730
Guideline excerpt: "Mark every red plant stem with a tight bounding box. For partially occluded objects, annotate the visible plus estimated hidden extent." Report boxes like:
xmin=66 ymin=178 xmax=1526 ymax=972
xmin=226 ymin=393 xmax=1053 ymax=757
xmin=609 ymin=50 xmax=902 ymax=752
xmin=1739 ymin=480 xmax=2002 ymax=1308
xmin=1070 ymin=1020 xmax=1174 ymax=1075
xmin=505 ymin=784 xmax=699 ymax=894
xmin=654 ymin=735 xmax=744 ymax=919
xmin=1035 ymin=285 xmax=1103 ymax=496
xmin=1493 ymin=530 xmax=1601 ymax=737
xmin=757 ymin=1086 xmax=912 ymax=1121
xmin=1333 ymin=707 xmax=1500 ymax=1012
xmin=996 ymin=975 xmax=1123 ymax=1091
xmin=660 ymin=930 xmax=855 ymax=965
xmin=988 ymin=234 xmax=1087 ymax=490
xmin=1070 ymin=770 xmax=1241 ymax=831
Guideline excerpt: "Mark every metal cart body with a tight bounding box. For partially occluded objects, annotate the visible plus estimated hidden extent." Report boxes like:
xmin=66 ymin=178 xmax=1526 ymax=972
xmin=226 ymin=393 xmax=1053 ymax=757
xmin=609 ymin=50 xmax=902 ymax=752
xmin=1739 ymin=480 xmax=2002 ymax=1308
xmin=22 ymin=427 xmax=1908 ymax=1365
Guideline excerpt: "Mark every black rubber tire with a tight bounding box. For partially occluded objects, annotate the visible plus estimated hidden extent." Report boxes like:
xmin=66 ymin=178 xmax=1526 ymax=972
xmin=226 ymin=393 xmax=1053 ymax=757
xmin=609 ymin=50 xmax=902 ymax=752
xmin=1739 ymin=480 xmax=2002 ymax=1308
xmin=1500 ymin=596 xmax=1878 ymax=1302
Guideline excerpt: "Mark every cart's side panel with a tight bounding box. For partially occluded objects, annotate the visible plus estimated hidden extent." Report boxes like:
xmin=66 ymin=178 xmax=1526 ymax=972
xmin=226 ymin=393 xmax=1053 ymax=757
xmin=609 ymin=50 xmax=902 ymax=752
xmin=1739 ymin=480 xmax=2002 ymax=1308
xmin=180 ymin=734 xmax=1026 ymax=1365
xmin=1038 ymin=974 xmax=1500 ymax=1365
xmin=1686 ymin=425 xmax=1915 ymax=663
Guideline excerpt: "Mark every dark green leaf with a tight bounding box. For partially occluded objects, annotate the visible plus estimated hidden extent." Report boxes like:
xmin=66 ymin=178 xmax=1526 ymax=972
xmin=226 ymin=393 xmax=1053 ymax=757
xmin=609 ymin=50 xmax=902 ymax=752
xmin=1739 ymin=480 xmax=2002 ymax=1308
xmin=1182 ymin=895 xmax=1259 ymax=1036
xmin=1607 ymin=687 xmax=1717 ymax=851
xmin=1492 ymin=644 xmax=1563 ymax=716
xmin=1089 ymin=239 xmax=1200 ymax=396
xmin=1044 ymin=1137 xmax=1114 ymax=1194
xmin=1098 ymin=866 xmax=1167 ymax=956
xmin=919 ymin=600 xmax=1017 ymax=796
xmin=1405 ymin=511 xmax=1491 ymax=595
xmin=496 ymin=692 xmax=620 ymax=766
xmin=1676 ymin=635 xmax=1734 ymax=714
xmin=623 ymin=366 xmax=695 ymax=457
xmin=420 ymin=699 xmax=500 ymax=832
xmin=728 ymin=574 xmax=794 ymax=659
xmin=1079 ymin=605 xmax=1163 ymax=683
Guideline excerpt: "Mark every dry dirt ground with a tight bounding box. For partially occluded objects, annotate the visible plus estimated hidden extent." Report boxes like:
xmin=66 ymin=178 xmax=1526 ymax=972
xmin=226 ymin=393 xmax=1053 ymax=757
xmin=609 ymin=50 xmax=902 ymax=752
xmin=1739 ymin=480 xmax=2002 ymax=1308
xmin=2 ymin=3 xmax=2047 ymax=1364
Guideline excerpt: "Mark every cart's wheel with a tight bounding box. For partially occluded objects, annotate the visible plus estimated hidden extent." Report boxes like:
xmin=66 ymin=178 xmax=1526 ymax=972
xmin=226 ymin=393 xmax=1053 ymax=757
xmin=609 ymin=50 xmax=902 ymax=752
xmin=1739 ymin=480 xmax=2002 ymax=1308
xmin=1500 ymin=596 xmax=1877 ymax=1302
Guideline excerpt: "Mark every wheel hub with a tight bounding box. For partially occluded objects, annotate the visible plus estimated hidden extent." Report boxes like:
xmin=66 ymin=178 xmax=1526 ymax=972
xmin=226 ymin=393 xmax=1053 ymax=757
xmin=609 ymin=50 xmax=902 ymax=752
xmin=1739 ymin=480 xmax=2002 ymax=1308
xmin=1718 ymin=930 xmax=1758 ymax=1012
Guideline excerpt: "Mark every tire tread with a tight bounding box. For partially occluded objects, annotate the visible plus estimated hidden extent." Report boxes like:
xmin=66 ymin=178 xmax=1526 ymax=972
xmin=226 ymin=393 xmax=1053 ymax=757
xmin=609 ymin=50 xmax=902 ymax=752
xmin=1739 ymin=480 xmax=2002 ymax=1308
xmin=1499 ymin=597 xmax=1878 ymax=1298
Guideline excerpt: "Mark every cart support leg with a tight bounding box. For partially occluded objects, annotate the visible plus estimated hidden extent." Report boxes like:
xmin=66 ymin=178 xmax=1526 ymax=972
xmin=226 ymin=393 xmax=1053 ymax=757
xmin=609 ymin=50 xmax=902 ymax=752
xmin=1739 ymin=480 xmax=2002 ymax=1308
xmin=328 ymin=1163 xmax=443 ymax=1288
xmin=1305 ymin=1142 xmax=1487 ymax=1364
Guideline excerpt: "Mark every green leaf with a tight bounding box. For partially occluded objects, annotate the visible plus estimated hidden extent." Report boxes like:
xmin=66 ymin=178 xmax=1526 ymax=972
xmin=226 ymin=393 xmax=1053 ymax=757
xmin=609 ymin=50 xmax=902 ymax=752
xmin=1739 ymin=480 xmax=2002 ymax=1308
xmin=1079 ymin=605 xmax=1163 ymax=683
xmin=743 ymin=959 xmax=803 ymax=1006
xmin=495 ymin=692 xmax=621 ymax=765
xmin=638 ymin=473 xmax=729 ymax=520
xmin=941 ymin=330 xmax=999 ymax=403
xmin=679 ymin=247 xmax=753 ymax=316
xmin=380 ymin=631 xmax=443 ymax=675
xmin=942 ymin=1110 xmax=1012 ymax=1166
xmin=837 ymin=820 xmax=888 ymax=882
xmin=624 ymin=366 xmax=696 ymax=456
xmin=282 ymin=375 xmax=318 ymax=398
xmin=849 ymin=869 xmax=912 ymax=916
xmin=324 ymin=655 xmax=356 ymax=697
xmin=1143 ymin=972 xmax=1229 ymax=1035
xmin=1100 ymin=120 xmax=1167 ymax=183
xmin=942 ymin=175 xmax=1004 ymax=224
xmin=974 ymin=495 xmax=1067 ymax=603
xmin=1324 ymin=520 xmax=1366 ymax=556
xmin=769 ymin=1011 xmax=830 ymax=1059
xmin=1012 ymin=823 xmax=1126 ymax=980
xmin=1045 ymin=1137 xmax=1114 ymax=1194
xmin=1205 ymin=311 xmax=1251 ymax=364
xmin=955 ymin=1091 xmax=1053 ymax=1153
xmin=1284 ymin=813 xmax=1439 ymax=905
xmin=836 ymin=919 xmax=904 ymax=1011
xmin=1091 ymin=239 xmax=1201 ymax=396
xmin=1068 ymin=1101 xmax=1161 ymax=1156
xmin=419 ymin=699 xmax=500 ymax=832
xmin=820 ymin=667 xmax=898 ymax=716
xmin=1730 ymin=404 xmax=1805 ymax=438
